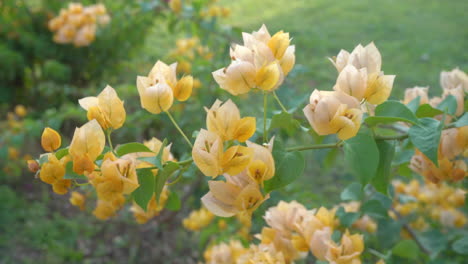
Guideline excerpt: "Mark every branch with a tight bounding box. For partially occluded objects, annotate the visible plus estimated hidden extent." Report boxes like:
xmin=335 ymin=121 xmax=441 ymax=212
xmin=391 ymin=208 xmax=430 ymax=255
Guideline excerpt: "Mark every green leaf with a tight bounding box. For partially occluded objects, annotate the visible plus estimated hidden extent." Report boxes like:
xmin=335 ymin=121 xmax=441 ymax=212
xmin=436 ymin=95 xmax=457 ymax=115
xmin=166 ymin=190 xmax=181 ymax=211
xmin=406 ymin=96 xmax=421 ymax=113
xmin=340 ymin=182 xmax=363 ymax=201
xmin=155 ymin=161 xmax=180 ymax=202
xmin=115 ymin=142 xmax=153 ymax=157
xmin=370 ymin=100 xmax=419 ymax=125
xmin=408 ymin=118 xmax=442 ymax=166
xmin=264 ymin=145 xmax=305 ymax=193
xmin=454 ymin=112 xmax=468 ymax=128
xmin=63 ymin=162 xmax=87 ymax=180
xmin=336 ymin=207 xmax=361 ymax=227
xmin=361 ymin=199 xmax=388 ymax=219
xmin=393 ymin=149 xmax=414 ymax=165
xmin=55 ymin=148 xmax=69 ymax=159
xmin=452 ymin=236 xmax=468 ymax=255
xmin=392 ymin=240 xmax=421 ymax=260
xmin=344 ymin=130 xmax=380 ymax=185
xmin=419 ymin=230 xmax=447 ymax=258
xmin=416 ymin=104 xmax=444 ymax=118
xmin=132 ymin=169 xmax=155 ymax=211
xmin=372 ymin=140 xmax=396 ymax=195
xmin=269 ymin=111 xmax=301 ymax=136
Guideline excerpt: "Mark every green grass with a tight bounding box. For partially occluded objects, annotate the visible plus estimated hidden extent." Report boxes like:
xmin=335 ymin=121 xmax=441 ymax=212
xmin=222 ymin=0 xmax=468 ymax=98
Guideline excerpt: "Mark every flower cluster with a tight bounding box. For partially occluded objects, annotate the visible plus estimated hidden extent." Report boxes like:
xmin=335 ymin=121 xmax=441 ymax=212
xmin=2 ymin=105 xmax=32 ymax=176
xmin=37 ymin=127 xmax=72 ymax=195
xmin=192 ymin=99 xmax=273 ymax=217
xmin=168 ymin=0 xmax=231 ymax=18
xmin=304 ymin=43 xmax=395 ymax=140
xmin=48 ymin=3 xmax=111 ymax=47
xmin=213 ymin=25 xmax=295 ymax=95
xmin=404 ymin=68 xmax=466 ymax=119
xmin=404 ymin=69 xmax=467 ymax=183
xmin=33 ymin=85 xmax=178 ymax=221
xmin=137 ymin=60 xmax=194 ymax=114
xmin=182 ymin=206 xmax=215 ymax=231
xmin=203 ymin=200 xmax=365 ymax=264
xmin=169 ymin=37 xmax=214 ymax=74
xmin=392 ymin=180 xmax=466 ymax=229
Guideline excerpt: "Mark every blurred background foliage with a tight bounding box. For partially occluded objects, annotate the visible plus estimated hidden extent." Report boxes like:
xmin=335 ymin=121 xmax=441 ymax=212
xmin=0 ymin=0 xmax=467 ymax=263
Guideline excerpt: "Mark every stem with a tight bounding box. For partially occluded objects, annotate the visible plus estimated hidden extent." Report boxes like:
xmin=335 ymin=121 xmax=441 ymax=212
xmin=263 ymin=91 xmax=268 ymax=143
xmin=286 ymin=133 xmax=411 ymax=152
xmin=73 ymin=181 xmax=90 ymax=187
xmin=273 ymin=91 xmax=288 ymax=112
xmin=106 ymin=129 xmax=114 ymax=152
xmin=165 ymin=111 xmax=193 ymax=148
xmin=391 ymin=208 xmax=430 ymax=255
xmin=286 ymin=142 xmax=344 ymax=152
xmin=374 ymin=134 xmax=409 ymax=141
xmin=177 ymin=158 xmax=193 ymax=166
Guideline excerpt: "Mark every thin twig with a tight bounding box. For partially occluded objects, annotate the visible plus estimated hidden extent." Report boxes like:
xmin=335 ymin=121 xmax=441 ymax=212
xmin=391 ymin=208 xmax=430 ymax=255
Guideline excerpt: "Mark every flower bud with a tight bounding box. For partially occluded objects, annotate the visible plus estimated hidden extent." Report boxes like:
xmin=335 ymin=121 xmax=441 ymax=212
xmin=213 ymin=61 xmax=256 ymax=95
xmin=173 ymin=75 xmax=193 ymax=101
xmin=255 ymin=61 xmax=282 ymax=91
xmin=364 ymin=73 xmax=395 ymax=105
xmin=280 ymin=46 xmax=295 ymax=76
xmin=440 ymin=68 xmax=468 ymax=92
xmin=348 ymin=42 xmax=382 ymax=75
xmin=70 ymin=191 xmax=86 ymax=210
xmin=403 ymin=86 xmax=429 ymax=105
xmin=69 ymin=120 xmax=105 ymax=161
xmin=27 ymin=160 xmax=40 ymax=173
xmin=52 ymin=179 xmax=72 ymax=195
xmin=192 ymin=129 xmax=224 ymax=177
xmin=334 ymin=65 xmax=368 ymax=101
xmin=79 ymin=85 xmax=126 ymax=130
xmin=137 ymin=77 xmax=174 ymax=114
xmin=329 ymin=49 xmax=350 ymax=72
xmin=14 ymin=105 xmax=27 ymax=117
xmin=41 ymin=127 xmax=62 ymax=152
xmin=222 ymin=146 xmax=253 ymax=176
xmin=267 ymin=31 xmax=290 ymax=60
xmin=39 ymin=155 xmax=65 ymax=184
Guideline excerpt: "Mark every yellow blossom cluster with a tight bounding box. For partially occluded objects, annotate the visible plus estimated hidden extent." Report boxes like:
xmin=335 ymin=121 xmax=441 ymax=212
xmin=48 ymin=3 xmax=111 ymax=47
xmin=404 ymin=68 xmax=466 ymax=119
xmin=213 ymin=25 xmax=295 ymax=95
xmin=392 ymin=180 xmax=466 ymax=229
xmin=203 ymin=201 xmax=365 ymax=264
xmin=34 ymin=85 xmax=177 ymax=221
xmin=168 ymin=0 xmax=231 ymax=18
xmin=137 ymin=60 xmax=194 ymax=114
xmin=192 ymin=99 xmax=274 ymax=217
xmin=404 ymin=69 xmax=467 ymax=183
xmin=3 ymin=105 xmax=32 ymax=175
xmin=169 ymin=37 xmax=214 ymax=69
xmin=182 ymin=206 xmax=215 ymax=231
xmin=200 ymin=5 xmax=231 ymax=19
xmin=304 ymin=43 xmax=395 ymax=140
xmin=37 ymin=127 xmax=72 ymax=195
xmin=69 ymin=191 xmax=86 ymax=210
